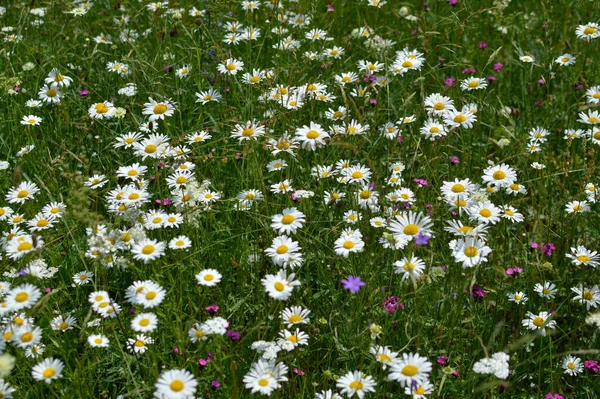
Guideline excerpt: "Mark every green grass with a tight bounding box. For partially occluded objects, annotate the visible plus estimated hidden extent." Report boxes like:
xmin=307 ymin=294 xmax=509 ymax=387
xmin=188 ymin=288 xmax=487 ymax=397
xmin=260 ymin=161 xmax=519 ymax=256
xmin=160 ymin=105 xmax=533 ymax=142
xmin=0 ymin=0 xmax=599 ymax=398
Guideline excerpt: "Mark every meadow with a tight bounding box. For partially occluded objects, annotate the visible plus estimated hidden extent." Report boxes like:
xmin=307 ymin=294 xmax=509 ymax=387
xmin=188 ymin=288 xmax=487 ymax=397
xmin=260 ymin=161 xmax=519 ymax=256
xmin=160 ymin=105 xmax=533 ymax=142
xmin=0 ymin=0 xmax=599 ymax=398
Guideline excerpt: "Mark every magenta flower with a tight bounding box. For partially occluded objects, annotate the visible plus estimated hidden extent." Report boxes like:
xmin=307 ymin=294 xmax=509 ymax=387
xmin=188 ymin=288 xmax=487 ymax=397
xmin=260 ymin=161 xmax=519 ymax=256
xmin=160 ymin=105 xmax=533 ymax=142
xmin=449 ymin=155 xmax=460 ymax=164
xmin=211 ymin=380 xmax=222 ymax=389
xmin=445 ymin=77 xmax=456 ymax=86
xmin=437 ymin=356 xmax=449 ymax=366
xmin=341 ymin=276 xmax=366 ymax=293
xmin=493 ymin=62 xmax=504 ymax=72
xmin=382 ymin=296 xmax=404 ymax=314
xmin=325 ymin=4 xmax=335 ymax=12
xmin=226 ymin=330 xmax=241 ymax=341
xmin=205 ymin=305 xmax=219 ymax=314
xmin=79 ymin=90 xmax=89 ymax=97
xmin=478 ymin=42 xmax=488 ymax=49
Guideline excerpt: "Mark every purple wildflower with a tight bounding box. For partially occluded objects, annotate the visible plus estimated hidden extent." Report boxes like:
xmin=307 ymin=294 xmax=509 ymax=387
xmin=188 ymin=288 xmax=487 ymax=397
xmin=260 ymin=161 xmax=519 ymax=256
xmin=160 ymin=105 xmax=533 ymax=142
xmin=341 ymin=276 xmax=366 ymax=293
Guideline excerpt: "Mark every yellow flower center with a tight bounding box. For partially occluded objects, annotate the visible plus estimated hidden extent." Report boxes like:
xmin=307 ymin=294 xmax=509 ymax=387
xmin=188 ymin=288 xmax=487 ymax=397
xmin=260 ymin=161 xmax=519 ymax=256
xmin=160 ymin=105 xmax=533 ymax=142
xmin=226 ymin=63 xmax=236 ymax=71
xmin=142 ymin=245 xmax=155 ymax=255
xmin=17 ymin=189 xmax=29 ymax=198
xmin=95 ymin=103 xmax=109 ymax=113
xmin=360 ymin=190 xmax=371 ymax=199
xmin=135 ymin=340 xmax=145 ymax=347
xmin=145 ymin=292 xmax=156 ymax=300
xmin=21 ymin=332 xmax=34 ymax=342
xmin=351 ymin=171 xmax=363 ymax=179
xmin=464 ymin=246 xmax=479 ymax=257
xmin=532 ymin=317 xmax=545 ymax=327
xmin=589 ymin=117 xmax=599 ymax=123
xmin=451 ymin=184 xmax=464 ymax=193
xmin=402 ymin=60 xmax=413 ymax=68
xmin=281 ymin=214 xmax=295 ymax=224
xmin=242 ymin=128 xmax=255 ymax=137
xmin=175 ymin=176 xmax=187 ymax=184
xmin=195 ymin=330 xmax=204 ymax=338
xmin=274 ymin=282 xmax=285 ymax=292
xmin=567 ymin=362 xmax=576 ymax=370
xmin=276 ymin=245 xmax=288 ymax=254
xmin=433 ymin=102 xmax=445 ymax=110
xmin=493 ymin=170 xmax=506 ymax=180
xmin=287 ymin=335 xmax=299 ymax=343
xmin=453 ymin=114 xmax=467 ymax=123
xmin=402 ymin=365 xmax=419 ymax=376
xmin=584 ymin=27 xmax=597 ymax=35
xmin=403 ymin=262 xmax=415 ymax=271
xmin=204 ymin=274 xmax=214 ymax=281
xmin=58 ymin=322 xmax=68 ymax=330
xmin=577 ymin=255 xmax=591 ymax=263
xmin=42 ymin=368 xmax=56 ymax=378
xmin=139 ymin=319 xmax=150 ymax=326
xmin=479 ymin=209 xmax=492 ymax=218
xmin=258 ymin=379 xmax=269 ymax=387
xmin=170 ymin=380 xmax=184 ymax=392
xmin=153 ymin=104 xmax=167 ymax=114
xmin=416 ymin=387 xmax=426 ymax=395
xmin=306 ymin=130 xmax=320 ymax=139
xmin=95 ymin=338 xmax=103 ymax=344
xmin=583 ymin=291 xmax=594 ymax=300
xmin=430 ymin=126 xmax=440 ymax=133
xmin=46 ymin=89 xmax=57 ymax=97
xmin=514 ymin=295 xmax=521 ymax=300
xmin=289 ymin=314 xmax=303 ymax=323
xmin=505 ymin=210 xmax=515 ymax=216
xmin=17 ymin=242 xmax=33 ymax=252
xmin=145 ymin=144 xmax=157 ymax=154
xmin=403 ymin=224 xmax=419 ymax=235
xmin=349 ymin=381 xmax=364 ymax=390
xmin=343 ymin=241 xmax=355 ymax=249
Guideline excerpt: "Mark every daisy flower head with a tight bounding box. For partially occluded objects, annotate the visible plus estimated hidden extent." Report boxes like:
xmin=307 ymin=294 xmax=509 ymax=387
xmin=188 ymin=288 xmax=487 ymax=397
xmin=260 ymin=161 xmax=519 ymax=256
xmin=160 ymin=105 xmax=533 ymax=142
xmin=404 ymin=380 xmax=434 ymax=398
xmin=168 ymin=235 xmax=192 ymax=250
xmin=261 ymin=270 xmax=301 ymax=300
xmin=154 ymin=368 xmax=198 ymax=399
xmin=388 ymin=352 xmax=432 ymax=387
xmin=31 ymin=357 xmax=64 ymax=384
xmin=336 ymin=370 xmax=376 ymax=398
xmin=127 ymin=334 xmax=154 ymax=354
xmin=482 ymin=163 xmax=517 ymax=188
xmin=195 ymin=269 xmax=222 ymax=287
xmin=576 ymin=23 xmax=600 ymax=41
xmin=271 ymin=208 xmax=306 ymax=235
xmin=555 ymin=53 xmax=576 ymax=66
xmin=21 ymin=115 xmax=42 ymax=126
xmin=38 ymin=84 xmax=62 ymax=104
xmin=295 ymin=122 xmax=329 ymax=151
xmin=45 ymin=68 xmax=73 ymax=88
xmin=562 ymin=355 xmax=584 ymax=376
xmin=231 ymin=120 xmax=265 ymax=141
xmin=316 ymin=390 xmax=343 ymax=399
xmin=519 ymin=55 xmax=535 ymax=63
xmin=277 ymin=328 xmax=309 ymax=349
xmin=218 ymin=58 xmax=244 ymax=75
xmin=460 ymin=77 xmax=488 ymax=91
xmin=131 ymin=313 xmax=158 ymax=333
xmin=394 ymin=255 xmax=426 ymax=281
xmin=6 ymin=181 xmax=40 ymax=204
xmin=533 ymin=282 xmax=557 ymax=299
xmin=451 ymin=237 xmax=492 ymax=268
xmin=443 ymin=108 xmax=476 ymax=129
xmin=264 ymin=235 xmax=301 ymax=266
xmin=132 ymin=239 xmax=166 ymax=263
xmin=88 ymin=334 xmax=110 ymax=348
xmin=571 ymin=285 xmax=600 ymax=310
xmin=522 ymin=311 xmax=556 ymax=336
xmin=566 ymin=246 xmax=599 ymax=267
xmin=507 ymin=291 xmax=528 ymax=304
xmin=135 ymin=282 xmax=166 ymax=309
xmin=565 ymin=200 xmax=590 ymax=214
xmin=334 ymin=230 xmax=365 ymax=257
xmin=195 ymin=88 xmax=222 ymax=105
xmin=585 ymin=85 xmax=600 ymax=104
xmin=281 ymin=306 xmax=310 ymax=328
xmin=388 ymin=211 xmax=434 ymax=242
xmin=142 ymin=98 xmax=176 ymax=122
xmin=370 ymin=345 xmax=398 ymax=370
xmin=88 ymin=101 xmax=116 ymax=119
xmin=5 ymin=284 xmax=42 ymax=312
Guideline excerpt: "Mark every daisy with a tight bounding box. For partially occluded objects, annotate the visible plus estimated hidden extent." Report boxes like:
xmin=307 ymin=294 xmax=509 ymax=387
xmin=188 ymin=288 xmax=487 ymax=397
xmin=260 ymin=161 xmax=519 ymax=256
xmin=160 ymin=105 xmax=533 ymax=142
xmin=394 ymin=255 xmax=426 ymax=281
xmin=0 ymin=379 xmax=15 ymax=398
xmin=88 ymin=101 xmax=116 ymax=119
xmin=5 ymin=181 xmax=40 ymax=204
xmin=388 ymin=352 xmax=432 ymax=387
xmin=534 ymin=282 xmax=557 ymax=299
xmin=42 ymin=202 xmax=66 ymax=219
xmin=579 ymin=110 xmax=600 ymax=124
xmin=500 ymin=205 xmax=524 ymax=222
xmin=405 ymin=380 xmax=434 ymax=398
xmin=519 ymin=55 xmax=535 ymax=63
xmin=196 ymin=269 xmax=222 ymax=287
xmin=50 ymin=315 xmax=77 ymax=332
xmin=175 ymin=65 xmax=192 ymax=78
xmin=265 ymin=235 xmax=301 ymax=266
xmin=370 ymin=346 xmax=398 ymax=370
xmin=114 ymin=132 xmax=144 ymax=149
xmin=45 ymin=68 xmax=73 ymax=88
xmin=451 ymin=237 xmax=492 ymax=268
xmin=468 ymin=201 xmax=501 ymax=225
xmin=231 ymin=120 xmax=265 ymax=141
xmin=127 ymin=334 xmax=154 ymax=354
xmin=243 ymin=360 xmax=287 ymax=396
xmin=482 ymin=163 xmax=517 ymax=188
xmin=316 ymin=390 xmax=343 ymax=399
xmin=131 ymin=313 xmax=158 ymax=333
xmin=168 ymin=236 xmax=192 ymax=250
xmin=217 ymin=58 xmax=244 ymax=75
xmin=142 ymin=98 xmax=176 ymax=122
xmin=575 ymin=23 xmax=600 ymax=41
xmin=131 ymin=239 xmax=166 ymax=263
xmin=13 ymin=325 xmax=43 ymax=348
xmin=270 ymin=180 xmax=293 ymax=194
xmin=116 ymin=163 xmax=147 ymax=181
xmin=336 ymin=371 xmax=376 ymax=398
xmin=295 ymin=122 xmax=329 ymax=151
xmin=420 ymin=119 xmax=447 ymax=140
xmin=585 ymin=85 xmax=600 ymax=104
xmin=88 ymin=334 xmax=110 ymax=348
xmin=21 ymin=115 xmax=42 ymax=126
xmin=571 ymin=285 xmax=600 ymax=310
xmin=281 ymin=306 xmax=310 ymax=328
xmin=38 ymin=84 xmax=62 ymax=104
xmin=562 ymin=355 xmax=584 ymax=376
xmin=154 ymin=369 xmax=198 ymax=399
xmin=270 ymin=208 xmax=306 ymax=235
xmin=261 ymin=270 xmax=300 ymax=300
xmin=267 ymin=159 xmax=288 ymax=172
xmin=136 ymin=282 xmax=166 ymax=309
xmin=460 ymin=77 xmax=488 ymax=91
xmin=277 ymin=328 xmax=309 ymax=349
xmin=565 ymin=200 xmax=590 ymax=214
xmin=335 ymin=72 xmax=359 ymax=85
xmin=424 ymin=93 xmax=455 ymax=115
xmin=522 ymin=311 xmax=556 ymax=336
xmin=555 ymin=53 xmax=576 ymax=66
xmin=441 ymin=178 xmax=477 ymax=200
xmin=84 ymin=174 xmax=108 ymax=189
xmin=507 ymin=292 xmax=528 ymax=304
xmin=73 ymin=271 xmax=93 ymax=285
xmin=344 ymin=164 xmax=372 ymax=184
xmin=443 ymin=108 xmax=476 ymax=129
xmin=31 ymin=357 xmax=64 ymax=384
xmin=334 ymin=231 xmax=365 ymax=257
xmin=195 ymin=88 xmax=222 ymax=105
xmin=388 ymin=211 xmax=434 ymax=242
xmin=5 ymin=284 xmax=41 ymax=312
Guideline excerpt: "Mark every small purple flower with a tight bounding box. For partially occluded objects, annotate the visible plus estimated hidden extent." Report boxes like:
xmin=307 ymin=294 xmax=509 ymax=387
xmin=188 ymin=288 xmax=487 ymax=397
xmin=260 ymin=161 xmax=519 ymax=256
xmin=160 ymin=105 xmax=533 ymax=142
xmin=486 ymin=76 xmax=497 ymax=82
xmin=205 ymin=305 xmax=220 ymax=314
xmin=447 ymin=0 xmax=458 ymax=5
xmin=369 ymin=98 xmax=377 ymax=105
xmin=584 ymin=359 xmax=600 ymax=373
xmin=18 ymin=268 xmax=28 ymax=277
xmin=211 ymin=380 xmax=221 ymax=389
xmin=535 ymin=100 xmax=542 ymax=107
xmin=129 ymin=308 xmax=135 ymax=314
xmin=505 ymin=266 xmax=523 ymax=275
xmin=382 ymin=296 xmax=404 ymax=314
xmin=545 ymin=393 xmax=564 ymax=399
xmin=469 ymin=284 xmax=485 ymax=299
xmin=445 ymin=77 xmax=456 ymax=87
xmin=413 ymin=178 xmax=429 ymax=187
xmin=437 ymin=356 xmax=449 ymax=366
xmin=226 ymin=330 xmax=241 ymax=341
xmin=538 ymin=78 xmax=546 ymax=85
xmin=293 ymin=368 xmax=305 ymax=375
xmin=451 ymin=370 xmax=459 ymax=377
xmin=79 ymin=90 xmax=89 ymax=97
xmin=415 ymin=232 xmax=431 ymax=245
xmin=493 ymin=62 xmax=504 ymax=72
xmin=542 ymin=242 xmax=556 ymax=256
xmin=341 ymin=276 xmax=366 ymax=293
xmin=165 ymin=65 xmax=174 ymax=73
xmin=325 ymin=4 xmax=335 ymax=12
xmin=449 ymin=155 xmax=460 ymax=164
xmin=478 ymin=42 xmax=488 ymax=49
xmin=397 ymin=136 xmax=404 ymax=143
